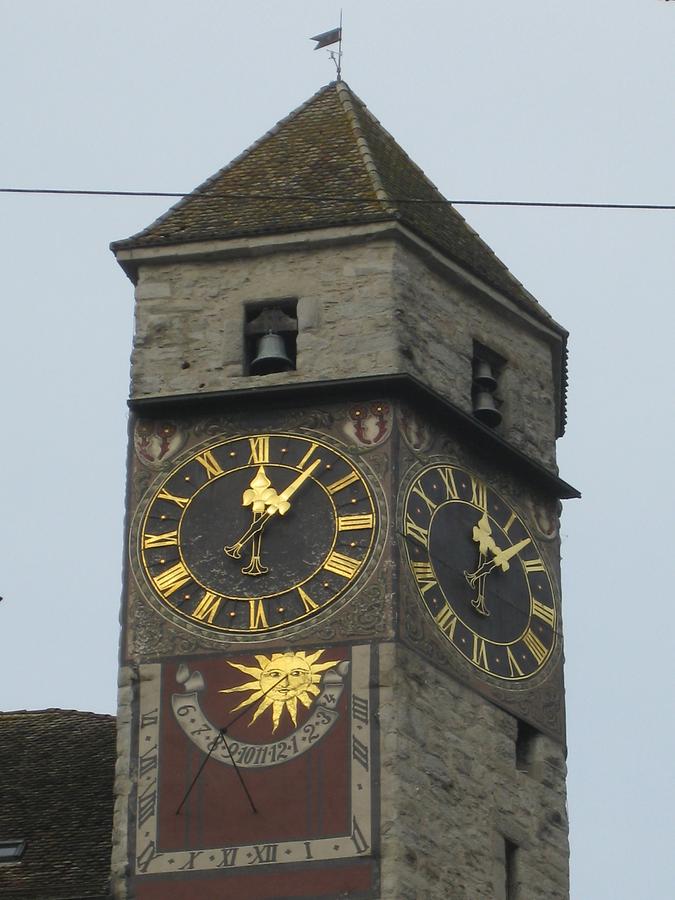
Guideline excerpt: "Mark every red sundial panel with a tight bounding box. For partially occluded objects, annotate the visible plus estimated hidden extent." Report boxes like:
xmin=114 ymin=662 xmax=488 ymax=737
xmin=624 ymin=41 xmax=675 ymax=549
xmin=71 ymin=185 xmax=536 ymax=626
xmin=131 ymin=644 xmax=378 ymax=899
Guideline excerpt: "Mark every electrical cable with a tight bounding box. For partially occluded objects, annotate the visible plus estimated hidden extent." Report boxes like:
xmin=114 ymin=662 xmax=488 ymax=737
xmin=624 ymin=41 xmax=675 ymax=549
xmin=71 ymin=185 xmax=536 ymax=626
xmin=0 ymin=186 xmax=672 ymax=210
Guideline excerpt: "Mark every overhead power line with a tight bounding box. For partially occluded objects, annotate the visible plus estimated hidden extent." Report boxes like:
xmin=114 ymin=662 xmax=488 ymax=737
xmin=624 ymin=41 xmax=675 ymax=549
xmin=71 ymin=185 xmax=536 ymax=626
xmin=0 ymin=186 xmax=672 ymax=210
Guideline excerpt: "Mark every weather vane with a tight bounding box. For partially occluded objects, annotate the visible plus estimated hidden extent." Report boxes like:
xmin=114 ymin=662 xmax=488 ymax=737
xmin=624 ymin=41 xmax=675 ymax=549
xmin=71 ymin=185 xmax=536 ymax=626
xmin=311 ymin=11 xmax=343 ymax=81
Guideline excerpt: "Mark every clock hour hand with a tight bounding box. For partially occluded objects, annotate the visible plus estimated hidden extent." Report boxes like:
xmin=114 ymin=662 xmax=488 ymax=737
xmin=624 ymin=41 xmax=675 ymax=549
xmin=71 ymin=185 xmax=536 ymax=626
xmin=224 ymin=458 xmax=321 ymax=559
xmin=466 ymin=512 xmax=497 ymax=614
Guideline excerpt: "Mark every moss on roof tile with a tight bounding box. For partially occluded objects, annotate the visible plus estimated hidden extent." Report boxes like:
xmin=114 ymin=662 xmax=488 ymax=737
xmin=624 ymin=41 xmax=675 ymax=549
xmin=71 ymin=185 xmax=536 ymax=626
xmin=112 ymin=81 xmax=556 ymax=325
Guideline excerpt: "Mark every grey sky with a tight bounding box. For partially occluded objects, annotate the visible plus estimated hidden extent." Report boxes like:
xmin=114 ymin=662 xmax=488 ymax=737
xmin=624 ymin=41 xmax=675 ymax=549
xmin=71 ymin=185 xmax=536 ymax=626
xmin=1 ymin=2 xmax=673 ymax=897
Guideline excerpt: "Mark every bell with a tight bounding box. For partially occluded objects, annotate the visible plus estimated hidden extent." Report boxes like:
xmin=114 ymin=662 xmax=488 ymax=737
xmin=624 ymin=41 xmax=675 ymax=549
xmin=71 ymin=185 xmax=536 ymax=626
xmin=473 ymin=359 xmax=498 ymax=391
xmin=473 ymin=390 xmax=502 ymax=428
xmin=250 ymin=331 xmax=294 ymax=375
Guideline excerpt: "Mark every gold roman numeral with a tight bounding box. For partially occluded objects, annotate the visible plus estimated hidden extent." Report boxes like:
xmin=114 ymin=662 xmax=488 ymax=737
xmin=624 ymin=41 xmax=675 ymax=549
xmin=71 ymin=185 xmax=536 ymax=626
xmin=323 ymin=551 xmax=360 ymax=579
xmin=405 ymin=514 xmax=429 ymax=547
xmin=248 ymin=599 xmax=269 ymax=630
xmin=143 ymin=531 xmax=178 ymax=549
xmin=157 ymin=488 xmax=189 ymax=509
xmin=153 ymin=562 xmax=190 ymax=595
xmin=338 ymin=514 xmax=374 ymax=531
xmin=297 ymin=587 xmax=319 ymax=613
xmin=438 ymin=466 xmax=460 ymax=500
xmin=411 ymin=561 xmax=437 ymax=595
xmin=411 ymin=483 xmax=437 ymax=514
xmin=435 ymin=606 xmax=458 ymax=640
xmin=522 ymin=557 xmax=546 ymax=573
xmin=326 ymin=471 xmax=359 ymax=495
xmin=523 ymin=629 xmax=548 ymax=665
xmin=192 ymin=591 xmax=222 ymax=623
xmin=470 ymin=476 xmax=488 ymax=511
xmin=297 ymin=442 xmax=319 ymax=469
xmin=506 ymin=646 xmax=524 ymax=677
xmin=248 ymin=436 xmax=270 ymax=465
xmin=194 ymin=449 xmax=223 ymax=480
xmin=471 ymin=634 xmax=489 ymax=670
xmin=532 ymin=599 xmax=555 ymax=627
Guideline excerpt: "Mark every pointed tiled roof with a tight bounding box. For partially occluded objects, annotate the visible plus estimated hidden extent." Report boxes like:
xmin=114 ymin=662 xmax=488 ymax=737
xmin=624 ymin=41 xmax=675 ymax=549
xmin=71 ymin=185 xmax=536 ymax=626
xmin=0 ymin=709 xmax=115 ymax=899
xmin=112 ymin=82 xmax=559 ymax=326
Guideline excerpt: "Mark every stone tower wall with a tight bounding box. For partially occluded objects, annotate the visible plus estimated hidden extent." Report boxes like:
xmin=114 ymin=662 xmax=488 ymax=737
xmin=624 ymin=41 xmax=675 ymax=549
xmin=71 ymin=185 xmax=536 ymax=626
xmin=378 ymin=644 xmax=569 ymax=900
xmin=129 ymin=232 xmax=561 ymax=470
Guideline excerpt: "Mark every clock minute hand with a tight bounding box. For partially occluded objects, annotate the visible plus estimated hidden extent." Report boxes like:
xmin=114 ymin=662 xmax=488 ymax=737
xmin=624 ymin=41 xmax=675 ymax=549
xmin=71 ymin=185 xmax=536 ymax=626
xmin=224 ymin=458 xmax=322 ymax=558
xmin=466 ymin=537 xmax=532 ymax=584
xmin=276 ymin=457 xmax=322 ymax=504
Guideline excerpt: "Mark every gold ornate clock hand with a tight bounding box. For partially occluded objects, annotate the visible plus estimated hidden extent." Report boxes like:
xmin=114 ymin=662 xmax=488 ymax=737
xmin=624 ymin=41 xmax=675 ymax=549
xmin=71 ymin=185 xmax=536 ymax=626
xmin=276 ymin=457 xmax=322 ymax=503
xmin=490 ymin=537 xmax=532 ymax=572
xmin=468 ymin=512 xmax=498 ymax=615
xmin=239 ymin=467 xmax=278 ymax=575
xmin=466 ymin=537 xmax=532 ymax=585
xmin=472 ymin=511 xmax=499 ymax=557
xmin=224 ymin=458 xmax=322 ymax=559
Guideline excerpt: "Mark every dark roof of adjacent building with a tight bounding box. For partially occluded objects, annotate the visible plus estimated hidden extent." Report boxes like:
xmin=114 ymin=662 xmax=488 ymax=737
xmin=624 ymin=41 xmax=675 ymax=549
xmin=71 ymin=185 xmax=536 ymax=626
xmin=0 ymin=709 xmax=115 ymax=900
xmin=111 ymin=81 xmax=560 ymax=332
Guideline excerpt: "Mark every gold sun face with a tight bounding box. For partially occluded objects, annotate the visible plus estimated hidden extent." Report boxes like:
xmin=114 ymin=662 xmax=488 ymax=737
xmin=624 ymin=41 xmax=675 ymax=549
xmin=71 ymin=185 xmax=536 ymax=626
xmin=219 ymin=650 xmax=339 ymax=732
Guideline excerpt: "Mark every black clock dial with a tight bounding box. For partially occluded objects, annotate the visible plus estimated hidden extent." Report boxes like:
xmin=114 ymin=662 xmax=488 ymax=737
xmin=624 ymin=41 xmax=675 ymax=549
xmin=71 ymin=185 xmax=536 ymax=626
xmin=402 ymin=463 xmax=557 ymax=680
xmin=135 ymin=433 xmax=379 ymax=634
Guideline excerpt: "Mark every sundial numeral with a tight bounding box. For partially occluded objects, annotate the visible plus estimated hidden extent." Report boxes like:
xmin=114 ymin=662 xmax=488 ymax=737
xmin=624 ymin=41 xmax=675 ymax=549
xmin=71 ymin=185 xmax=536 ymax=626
xmin=217 ymin=848 xmax=239 ymax=868
xmin=140 ymin=708 xmax=158 ymax=728
xmin=139 ymin=745 xmax=158 ymax=777
xmin=352 ymin=736 xmax=369 ymax=771
xmin=352 ymin=694 xmax=369 ymax=724
xmin=136 ymin=840 xmax=157 ymax=874
xmin=351 ymin=816 xmax=370 ymax=854
xmin=250 ymin=843 xmax=278 ymax=865
xmin=137 ymin=782 xmax=157 ymax=827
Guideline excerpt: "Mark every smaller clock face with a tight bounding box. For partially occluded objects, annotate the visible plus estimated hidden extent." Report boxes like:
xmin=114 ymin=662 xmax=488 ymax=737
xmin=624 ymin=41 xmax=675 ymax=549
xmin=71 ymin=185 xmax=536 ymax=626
xmin=402 ymin=463 xmax=557 ymax=681
xmin=134 ymin=432 xmax=379 ymax=635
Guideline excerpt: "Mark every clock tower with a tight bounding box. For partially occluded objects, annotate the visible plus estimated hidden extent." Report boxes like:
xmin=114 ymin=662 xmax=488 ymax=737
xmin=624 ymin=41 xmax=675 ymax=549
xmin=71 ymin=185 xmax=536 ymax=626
xmin=111 ymin=82 xmax=577 ymax=899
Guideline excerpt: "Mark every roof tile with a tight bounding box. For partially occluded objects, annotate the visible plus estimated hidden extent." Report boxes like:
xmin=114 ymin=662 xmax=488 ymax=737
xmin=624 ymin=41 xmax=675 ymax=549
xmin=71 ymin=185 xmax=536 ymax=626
xmin=111 ymin=82 xmax=553 ymax=323
xmin=0 ymin=710 xmax=115 ymax=899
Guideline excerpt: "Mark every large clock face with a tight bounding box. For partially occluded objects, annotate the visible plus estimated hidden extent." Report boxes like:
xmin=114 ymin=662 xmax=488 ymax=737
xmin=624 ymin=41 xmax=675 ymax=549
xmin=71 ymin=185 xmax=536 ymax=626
xmin=134 ymin=432 xmax=379 ymax=635
xmin=402 ymin=463 xmax=557 ymax=681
